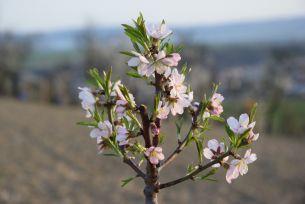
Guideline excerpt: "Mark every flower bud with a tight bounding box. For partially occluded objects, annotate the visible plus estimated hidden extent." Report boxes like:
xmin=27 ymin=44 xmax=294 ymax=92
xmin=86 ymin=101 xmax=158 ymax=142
xmin=150 ymin=123 xmax=160 ymax=135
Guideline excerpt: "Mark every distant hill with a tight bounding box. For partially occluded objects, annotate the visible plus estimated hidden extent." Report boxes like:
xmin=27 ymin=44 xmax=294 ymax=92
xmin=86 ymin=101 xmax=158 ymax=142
xmin=179 ymin=16 xmax=305 ymax=45
xmin=17 ymin=16 xmax=305 ymax=52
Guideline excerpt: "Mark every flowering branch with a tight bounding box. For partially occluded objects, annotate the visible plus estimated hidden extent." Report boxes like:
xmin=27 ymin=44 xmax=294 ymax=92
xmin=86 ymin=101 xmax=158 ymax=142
xmin=159 ymin=150 xmax=232 ymax=189
xmin=159 ymin=102 xmax=204 ymax=171
xmin=159 ymin=127 xmax=193 ymax=171
xmin=77 ymin=14 xmax=260 ymax=204
xmin=139 ymin=105 xmax=152 ymax=148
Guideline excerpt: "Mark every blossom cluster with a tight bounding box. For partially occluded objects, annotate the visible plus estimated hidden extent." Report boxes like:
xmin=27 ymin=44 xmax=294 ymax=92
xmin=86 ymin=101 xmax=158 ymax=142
xmin=78 ymin=76 xmax=137 ymax=153
xmin=77 ymin=15 xmax=260 ymax=188
xmin=203 ymin=113 xmax=259 ymax=183
xmin=127 ymin=25 xmax=192 ymax=118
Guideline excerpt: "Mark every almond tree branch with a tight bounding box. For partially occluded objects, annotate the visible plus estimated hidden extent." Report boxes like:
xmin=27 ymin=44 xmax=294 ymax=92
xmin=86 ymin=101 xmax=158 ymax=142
xmin=123 ymin=156 xmax=146 ymax=179
xmin=158 ymin=127 xmax=193 ymax=171
xmin=159 ymin=102 xmax=203 ymax=171
xmin=159 ymin=150 xmax=231 ymax=189
xmin=139 ymin=105 xmax=151 ymax=148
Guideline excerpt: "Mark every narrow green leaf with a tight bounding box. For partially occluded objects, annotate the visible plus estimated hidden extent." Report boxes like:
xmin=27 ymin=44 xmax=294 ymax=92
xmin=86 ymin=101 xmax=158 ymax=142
xmin=194 ymin=137 xmax=203 ymax=163
xmin=225 ymin=124 xmax=236 ymax=145
xmin=102 ymin=153 xmax=119 ymax=157
xmin=126 ymin=71 xmax=142 ymax=78
xmin=199 ymin=168 xmax=217 ymax=181
xmin=121 ymin=176 xmax=135 ymax=187
xmin=209 ymin=115 xmax=225 ymax=123
xmin=77 ymin=121 xmax=98 ymax=127
xmin=120 ymin=51 xmax=136 ymax=57
xmin=250 ymin=102 xmax=258 ymax=123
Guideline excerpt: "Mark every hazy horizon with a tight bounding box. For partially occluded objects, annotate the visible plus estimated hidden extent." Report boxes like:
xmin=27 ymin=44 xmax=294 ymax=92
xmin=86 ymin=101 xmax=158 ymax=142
xmin=1 ymin=0 xmax=305 ymax=33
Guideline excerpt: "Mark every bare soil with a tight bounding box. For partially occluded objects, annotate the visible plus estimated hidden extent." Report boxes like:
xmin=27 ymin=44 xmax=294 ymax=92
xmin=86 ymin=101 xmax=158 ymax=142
xmin=0 ymin=99 xmax=304 ymax=204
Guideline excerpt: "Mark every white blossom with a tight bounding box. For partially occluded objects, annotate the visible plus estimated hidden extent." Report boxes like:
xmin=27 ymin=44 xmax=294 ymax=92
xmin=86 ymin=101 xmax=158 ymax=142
xmin=127 ymin=51 xmax=154 ymax=77
xmin=78 ymin=87 xmax=96 ymax=118
xmin=226 ymin=149 xmax=257 ymax=184
xmin=111 ymin=81 xmax=136 ymax=119
xmin=146 ymin=22 xmax=172 ymax=39
xmin=168 ymin=68 xmax=187 ymax=98
xmin=227 ymin=113 xmax=255 ymax=135
xmin=116 ymin=125 xmax=129 ymax=145
xmin=203 ymin=139 xmax=228 ymax=168
xmin=90 ymin=120 xmax=113 ymax=139
xmin=168 ymin=92 xmax=193 ymax=116
xmin=153 ymin=51 xmax=181 ymax=77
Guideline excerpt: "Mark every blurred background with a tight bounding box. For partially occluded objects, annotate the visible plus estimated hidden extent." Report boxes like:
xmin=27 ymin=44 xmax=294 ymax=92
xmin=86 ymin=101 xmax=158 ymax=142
xmin=0 ymin=0 xmax=305 ymax=203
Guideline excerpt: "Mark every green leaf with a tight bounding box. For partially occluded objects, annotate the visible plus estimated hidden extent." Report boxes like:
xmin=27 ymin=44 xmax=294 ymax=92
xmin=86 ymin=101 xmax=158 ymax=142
xmin=198 ymin=168 xmax=218 ymax=181
xmin=126 ymin=71 xmax=142 ymax=78
xmin=89 ymin=68 xmax=105 ymax=89
xmin=250 ymin=102 xmax=258 ymax=123
xmin=175 ymin=117 xmax=184 ymax=141
xmin=105 ymin=138 xmax=123 ymax=157
xmin=225 ymin=124 xmax=236 ymax=145
xmin=76 ymin=121 xmax=98 ymax=127
xmin=121 ymin=176 xmax=135 ymax=187
xmin=236 ymin=128 xmax=252 ymax=147
xmin=181 ymin=63 xmax=188 ymax=76
xmin=120 ymin=51 xmax=136 ymax=57
xmin=158 ymin=133 xmax=165 ymax=145
xmin=209 ymin=115 xmax=225 ymax=123
xmin=102 ymin=153 xmax=119 ymax=157
xmin=186 ymin=164 xmax=198 ymax=175
xmin=194 ymin=137 xmax=203 ymax=163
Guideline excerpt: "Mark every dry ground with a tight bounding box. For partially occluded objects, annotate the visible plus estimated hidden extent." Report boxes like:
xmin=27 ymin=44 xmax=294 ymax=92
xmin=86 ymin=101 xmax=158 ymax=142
xmin=0 ymin=98 xmax=304 ymax=204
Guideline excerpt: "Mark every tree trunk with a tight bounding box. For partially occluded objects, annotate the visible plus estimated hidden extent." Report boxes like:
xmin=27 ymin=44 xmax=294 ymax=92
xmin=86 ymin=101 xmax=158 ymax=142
xmin=144 ymin=161 xmax=159 ymax=204
xmin=144 ymin=185 xmax=158 ymax=204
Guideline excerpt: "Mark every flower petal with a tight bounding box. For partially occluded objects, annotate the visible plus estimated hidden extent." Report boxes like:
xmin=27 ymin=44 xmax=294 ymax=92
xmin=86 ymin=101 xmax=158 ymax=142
xmin=127 ymin=57 xmax=140 ymax=67
xmin=226 ymin=165 xmax=239 ymax=184
xmin=207 ymin=139 xmax=219 ymax=151
xmin=150 ymin=156 xmax=159 ymax=165
xmin=203 ymin=148 xmax=214 ymax=159
xmin=239 ymin=113 xmax=249 ymax=127
xmin=227 ymin=117 xmax=239 ymax=133
xmin=90 ymin=128 xmax=102 ymax=138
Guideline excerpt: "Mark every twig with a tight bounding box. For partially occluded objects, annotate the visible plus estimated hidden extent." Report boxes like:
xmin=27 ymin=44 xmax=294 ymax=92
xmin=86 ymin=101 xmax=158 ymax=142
xmin=159 ymin=150 xmax=231 ymax=189
xmin=139 ymin=105 xmax=151 ymax=148
xmin=123 ymin=156 xmax=146 ymax=179
xmin=159 ymin=103 xmax=203 ymax=171
xmin=158 ymin=128 xmax=193 ymax=171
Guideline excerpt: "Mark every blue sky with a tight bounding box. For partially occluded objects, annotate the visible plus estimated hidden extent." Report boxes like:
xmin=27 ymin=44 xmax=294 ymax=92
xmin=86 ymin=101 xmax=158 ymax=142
xmin=1 ymin=0 xmax=305 ymax=33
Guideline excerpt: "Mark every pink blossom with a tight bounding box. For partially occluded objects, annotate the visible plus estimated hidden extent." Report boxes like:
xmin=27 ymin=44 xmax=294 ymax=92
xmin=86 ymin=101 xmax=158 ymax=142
xmin=150 ymin=123 xmax=160 ymax=135
xmin=209 ymin=93 xmax=224 ymax=116
xmin=162 ymin=53 xmax=181 ymax=67
xmin=247 ymin=130 xmax=259 ymax=143
xmin=145 ymin=146 xmax=165 ymax=165
xmin=226 ymin=149 xmax=257 ymax=184
xmin=156 ymin=102 xmax=170 ymax=119
xmin=203 ymin=139 xmax=228 ymax=168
